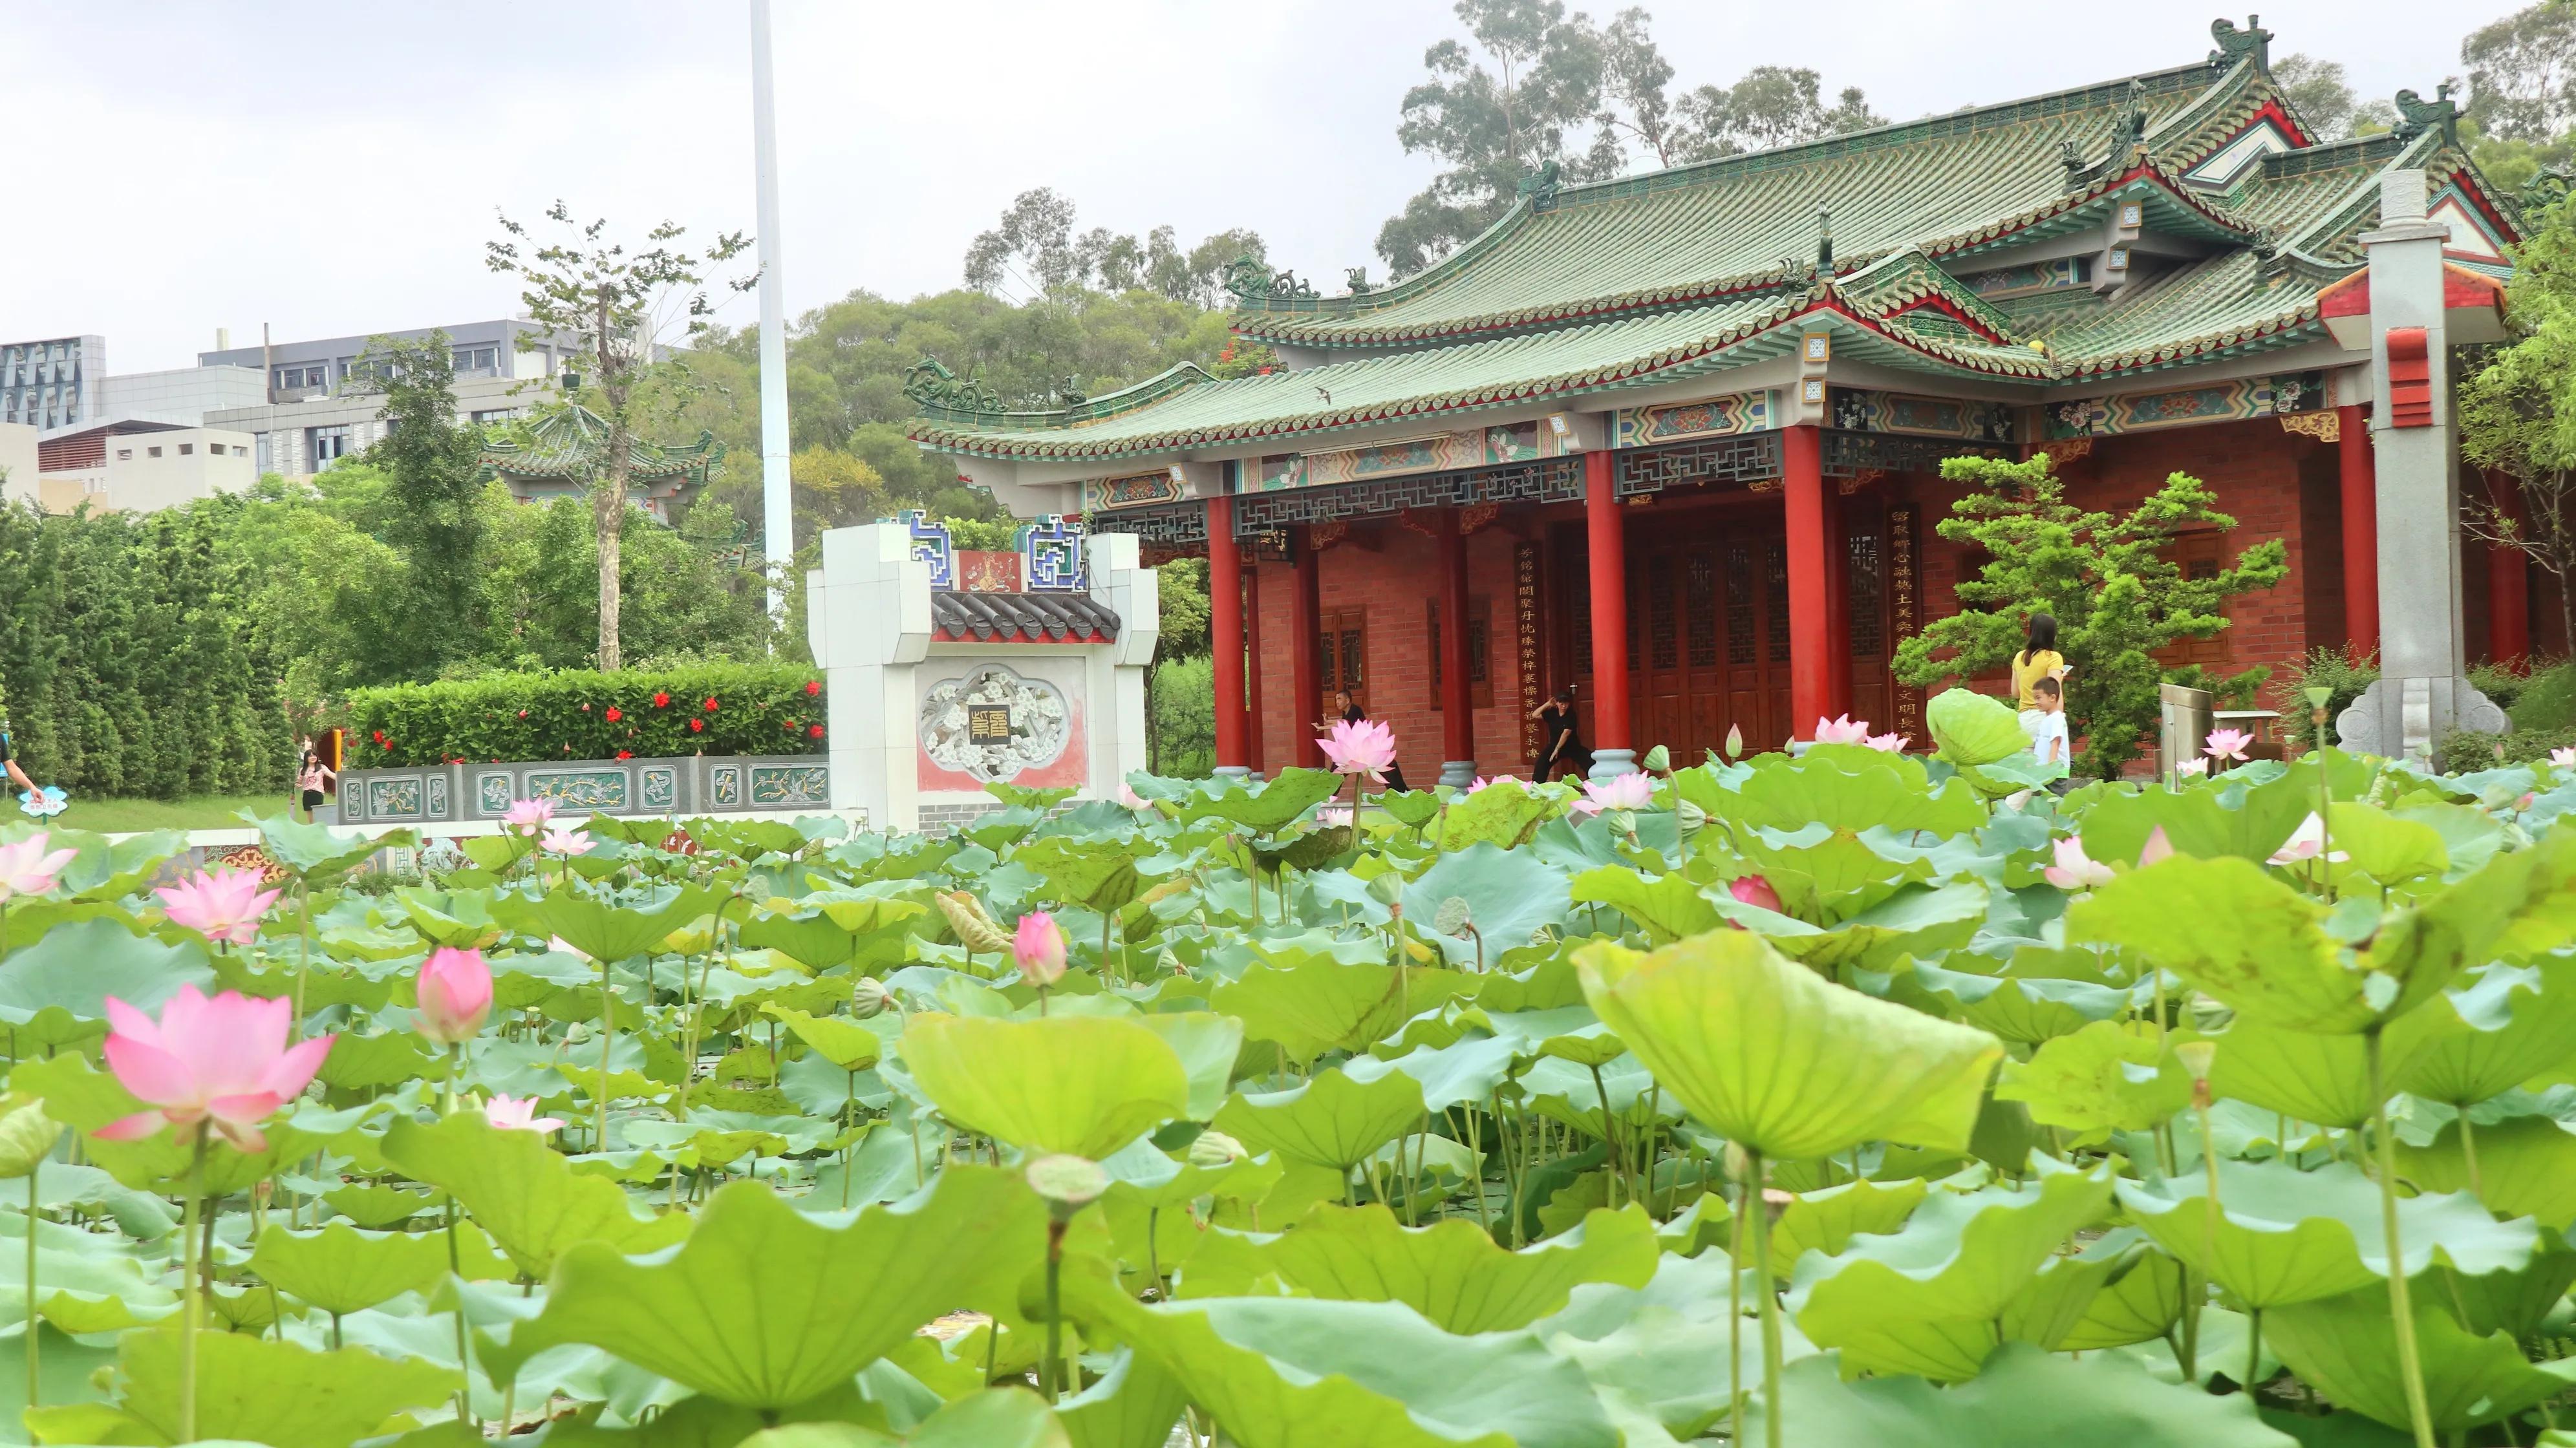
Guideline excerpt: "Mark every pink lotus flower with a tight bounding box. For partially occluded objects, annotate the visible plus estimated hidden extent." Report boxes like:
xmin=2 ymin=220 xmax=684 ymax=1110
xmin=1014 ymin=910 xmax=1068 ymax=987
xmin=2177 ymin=758 xmax=2211 ymax=778
xmin=2204 ymin=729 xmax=2253 ymax=763
xmin=1730 ymin=875 xmax=1785 ymax=912
xmin=0 ymin=832 xmax=74 ymax=901
xmin=484 ymin=1094 xmax=564 ymax=1136
xmin=1318 ymin=718 xmax=1399 ymax=783
xmin=1814 ymin=715 xmax=1872 ymax=745
xmin=1574 ymin=771 xmax=1656 ymax=815
xmin=502 ymin=798 xmax=557 ymax=837
xmin=540 ymin=822 xmax=591 ymax=856
xmin=2043 ymin=836 xmax=2115 ymax=891
xmin=2267 ymin=812 xmax=2350 ymax=868
xmin=413 ymin=947 xmax=493 ymax=1045
xmin=1115 ymin=783 xmax=1148 ymax=809
xmin=1470 ymin=774 xmax=1525 ymax=794
xmin=1317 ymin=805 xmax=1354 ymax=828
xmin=154 ymin=866 xmax=281 ymax=947
xmin=1864 ymin=732 xmax=1908 ymax=753
xmin=2140 ymin=825 xmax=2176 ymax=866
xmin=95 ymin=986 xmax=332 ymax=1152
xmin=2553 ymin=747 xmax=2576 ymax=769
xmin=548 ymin=935 xmax=588 ymax=960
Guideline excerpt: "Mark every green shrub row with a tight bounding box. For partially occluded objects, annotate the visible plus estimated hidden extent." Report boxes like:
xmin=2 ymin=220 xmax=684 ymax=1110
xmin=342 ymin=664 xmax=826 ymax=768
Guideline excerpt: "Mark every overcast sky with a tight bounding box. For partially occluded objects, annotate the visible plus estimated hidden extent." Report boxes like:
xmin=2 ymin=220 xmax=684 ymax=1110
xmin=3 ymin=0 xmax=2523 ymax=373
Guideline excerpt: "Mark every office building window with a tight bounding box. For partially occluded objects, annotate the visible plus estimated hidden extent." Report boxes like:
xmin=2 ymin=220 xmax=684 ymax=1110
xmin=178 ymin=443 xmax=193 ymax=456
xmin=255 ymin=434 xmax=272 ymax=472
xmin=469 ymin=408 xmax=522 ymax=426
xmin=116 ymin=449 xmax=132 ymax=460
xmin=308 ymin=425 xmax=352 ymax=468
xmin=276 ymin=365 xmax=327 ymax=390
xmin=147 ymin=446 xmax=163 ymax=458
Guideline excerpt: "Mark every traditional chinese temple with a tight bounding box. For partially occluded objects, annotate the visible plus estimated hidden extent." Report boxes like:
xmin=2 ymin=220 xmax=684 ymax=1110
xmin=905 ymin=21 xmax=2527 ymax=782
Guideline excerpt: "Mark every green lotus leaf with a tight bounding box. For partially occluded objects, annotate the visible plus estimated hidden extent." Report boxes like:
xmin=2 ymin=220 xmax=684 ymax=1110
xmin=1057 ymin=1351 xmax=1187 ymax=1448
xmin=1908 ymin=961 xmax=2129 ymax=1044
xmin=2325 ymin=802 xmax=2449 ymax=887
xmin=1069 ymin=1283 xmax=1617 ymax=1448
xmin=1379 ymin=789 xmax=1445 ymax=829
xmin=901 ymin=1014 xmax=1190 ymax=1158
xmin=0 ymin=1217 xmax=174 ymax=1332
xmin=491 ymin=882 xmax=722 ymax=963
xmin=2068 ymin=855 xmax=2380 ymax=1032
xmin=1210 ymin=953 xmax=1476 ymax=1068
xmin=1994 ymin=1020 xmax=2189 ymax=1144
xmin=2266 ymin=1283 xmax=2576 ymax=1435
xmin=2399 ymin=959 xmax=2576 ymax=1107
xmin=1997 ymin=1228 xmax=2174 ymax=1351
xmin=1257 ymin=1203 xmax=1658 ymax=1333
xmin=1567 ymin=868 xmax=1720 ymax=946
xmin=2117 ymin=1158 xmax=2537 ymax=1307
xmin=1439 ymin=780 xmax=1560 ymax=852
xmin=2363 ymin=821 xmax=2576 ymax=997
xmin=1132 ymin=1012 xmax=1244 ymax=1122
xmin=322 ymin=1182 xmax=444 ymax=1229
xmin=1214 ymin=1063 xmax=1427 ymax=1175
xmin=1574 ymin=929 xmax=2004 ymax=1160
xmin=1729 ymin=827 xmax=1936 ymax=922
xmin=394 ymin=888 xmax=506 ymax=949
xmin=2443 ymin=1238 xmax=2576 ymax=1339
xmin=2206 ymin=1006 xmax=2462 ymax=1127
xmin=743 ymin=1387 xmax=1071 ymax=1448
xmin=1401 ymin=844 xmax=1571 ymax=968
xmin=0 ymin=918 xmax=214 ymax=1049
xmin=739 ymin=902 xmax=864 ymax=971
xmin=1185 ymin=770 xmax=1345 ymax=835
xmin=2398 ymin=1113 xmax=2576 ymax=1229
xmin=248 ymin=1220 xmax=484 ymax=1315
xmin=1016 ymin=836 xmax=1154 ymax=915
xmin=1742 ymin=1341 xmax=2297 ymax=1447
xmin=310 ymin=1031 xmax=437 ymax=1093
xmin=1773 ymin=1176 xmax=1928 ymax=1266
xmin=248 ymin=812 xmax=415 ymax=882
xmin=1926 ymin=687 xmax=2026 ymax=767
xmin=379 ymin=1112 xmax=688 ymax=1277
xmin=1746 ymin=881 xmax=1990 ymax=977
xmin=2076 ymin=767 xmax=2317 ymax=867
xmin=763 ymin=1006 xmax=884 ymax=1070
xmin=480 ymin=1170 xmax=1042 ymax=1409
xmin=1535 ymin=1249 xmax=1818 ymax=1439
xmin=1787 ymin=1160 xmax=2116 ymax=1381
xmin=1719 ymin=749 xmax=1986 ymax=836
xmin=60 ymin=1325 xmax=460 ymax=1448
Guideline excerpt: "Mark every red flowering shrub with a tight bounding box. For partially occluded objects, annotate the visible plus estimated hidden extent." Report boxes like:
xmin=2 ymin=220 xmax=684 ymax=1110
xmin=339 ymin=665 xmax=823 ymax=767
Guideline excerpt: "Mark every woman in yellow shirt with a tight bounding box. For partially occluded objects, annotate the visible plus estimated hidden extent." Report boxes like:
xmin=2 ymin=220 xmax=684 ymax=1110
xmin=2011 ymin=612 xmax=2070 ymax=708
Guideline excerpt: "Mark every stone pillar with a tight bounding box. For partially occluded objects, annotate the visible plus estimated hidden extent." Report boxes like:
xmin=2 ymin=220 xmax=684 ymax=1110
xmin=1207 ymin=492 xmax=1250 ymax=780
xmin=1243 ymin=562 xmax=1265 ymax=775
xmin=2336 ymin=171 xmax=2506 ymax=760
xmin=1292 ymin=529 xmax=1324 ymax=769
xmin=1783 ymin=424 xmax=1834 ymax=738
xmin=2486 ymin=471 xmax=2531 ymax=667
xmin=1583 ymin=449 xmax=1635 ymax=778
xmin=1437 ymin=512 xmax=1476 ymax=787
xmin=2337 ymin=403 xmax=2380 ymax=657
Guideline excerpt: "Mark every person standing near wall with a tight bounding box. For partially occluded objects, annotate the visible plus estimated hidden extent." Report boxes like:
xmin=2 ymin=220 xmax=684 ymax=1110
xmin=1530 ymin=686 xmax=1593 ymax=782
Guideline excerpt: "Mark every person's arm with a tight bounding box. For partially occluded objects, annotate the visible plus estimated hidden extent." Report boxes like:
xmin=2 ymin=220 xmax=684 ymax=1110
xmin=319 ymin=765 xmax=337 ymax=788
xmin=4 ymin=760 xmax=35 ymax=797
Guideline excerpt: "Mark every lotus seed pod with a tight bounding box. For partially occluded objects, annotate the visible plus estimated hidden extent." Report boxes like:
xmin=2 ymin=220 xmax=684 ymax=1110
xmin=1025 ymin=1153 xmax=1111 ymax=1220
xmin=1676 ymin=799 xmax=1707 ymax=837
xmin=1433 ymin=896 xmax=1474 ymax=936
xmin=1187 ymin=1130 xmax=1247 ymax=1168
xmin=1365 ymin=873 xmax=1404 ymax=907
xmin=2173 ymin=1040 xmax=2216 ymax=1083
xmin=1723 ymin=1141 xmax=1753 ymax=1184
xmin=740 ymin=875 xmax=774 ymax=904
xmin=1641 ymin=745 xmax=1671 ymax=772
xmin=0 ymin=1096 xmax=61 ymax=1180
xmin=850 ymin=978 xmax=892 ymax=1020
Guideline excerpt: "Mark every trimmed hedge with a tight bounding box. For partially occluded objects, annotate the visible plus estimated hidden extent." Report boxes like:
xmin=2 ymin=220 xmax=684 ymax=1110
xmin=343 ymin=665 xmax=826 ymax=769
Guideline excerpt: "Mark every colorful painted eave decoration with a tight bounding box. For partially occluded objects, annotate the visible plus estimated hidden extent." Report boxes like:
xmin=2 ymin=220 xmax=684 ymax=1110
xmin=2314 ymin=263 xmax=2508 ymax=349
xmin=2044 ymin=369 xmax=2329 ymax=439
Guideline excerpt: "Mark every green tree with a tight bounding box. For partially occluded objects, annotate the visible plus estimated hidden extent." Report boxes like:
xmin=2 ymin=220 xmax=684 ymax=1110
xmin=347 ymin=333 xmax=488 ymax=676
xmin=2465 ymin=0 xmax=2576 ymax=142
xmin=2463 ymin=193 xmax=2576 ymax=654
xmin=1891 ymin=454 xmax=2286 ymax=778
xmin=486 ymin=202 xmax=753 ymax=670
xmin=962 ymin=188 xmax=1266 ymax=309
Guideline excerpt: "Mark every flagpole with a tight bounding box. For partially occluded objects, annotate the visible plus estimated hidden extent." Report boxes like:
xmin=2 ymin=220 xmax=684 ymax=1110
xmin=750 ymin=0 xmax=792 ymax=624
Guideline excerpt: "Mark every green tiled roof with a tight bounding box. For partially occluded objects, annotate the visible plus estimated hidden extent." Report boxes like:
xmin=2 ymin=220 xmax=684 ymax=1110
xmin=480 ymin=404 xmax=722 ymax=484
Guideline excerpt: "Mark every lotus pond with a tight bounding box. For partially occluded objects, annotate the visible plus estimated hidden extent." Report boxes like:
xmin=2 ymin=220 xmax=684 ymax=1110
xmin=2 ymin=688 xmax=2575 ymax=1448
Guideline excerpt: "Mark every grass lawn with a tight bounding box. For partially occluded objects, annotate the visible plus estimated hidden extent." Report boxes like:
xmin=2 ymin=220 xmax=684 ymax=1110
xmin=36 ymin=793 xmax=299 ymax=835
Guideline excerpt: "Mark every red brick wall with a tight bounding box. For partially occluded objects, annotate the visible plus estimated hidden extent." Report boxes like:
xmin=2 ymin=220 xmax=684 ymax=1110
xmin=1248 ymin=520 xmax=1531 ymax=783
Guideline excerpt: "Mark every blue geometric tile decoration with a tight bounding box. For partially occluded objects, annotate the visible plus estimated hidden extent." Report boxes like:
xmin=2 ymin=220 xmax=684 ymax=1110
xmin=902 ymin=509 xmax=955 ymax=590
xmin=1018 ymin=514 xmax=1088 ymax=592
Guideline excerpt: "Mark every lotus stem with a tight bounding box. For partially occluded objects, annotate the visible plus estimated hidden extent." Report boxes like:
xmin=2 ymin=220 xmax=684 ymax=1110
xmin=1587 ymin=1063 xmax=1624 ymax=1209
xmin=292 ymin=877 xmax=313 ymax=1039
xmin=2458 ymin=1113 xmax=2484 ymax=1198
xmin=2365 ymin=1024 xmax=2440 ymax=1448
xmin=179 ymin=1127 xmax=207 ymax=1445
xmin=597 ymin=953 xmax=616 ymax=1151
xmin=1746 ymin=1149 xmax=1785 ymax=1448
xmin=1727 ymin=1158 xmax=1745 ymax=1448
xmin=1042 ymin=1220 xmax=1066 ymax=1402
xmin=24 ymin=1166 xmax=37 ymax=1412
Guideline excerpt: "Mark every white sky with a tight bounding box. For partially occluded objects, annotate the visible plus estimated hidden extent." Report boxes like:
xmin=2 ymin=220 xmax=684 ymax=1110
xmin=2 ymin=0 xmax=2526 ymax=372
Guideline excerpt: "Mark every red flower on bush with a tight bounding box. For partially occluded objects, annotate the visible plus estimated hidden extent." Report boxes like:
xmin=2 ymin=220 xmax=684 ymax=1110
xmin=689 ymin=718 xmax=705 ymax=733
xmin=804 ymin=680 xmax=821 ymax=696
xmin=605 ymin=707 xmax=622 ymax=722
xmin=517 ymin=710 xmax=527 ymax=719
xmin=371 ymin=730 xmax=387 ymax=744
xmin=702 ymin=697 xmax=720 ymax=712
xmin=652 ymin=691 xmax=671 ymax=708
xmin=616 ymin=750 xmax=632 ymax=760
xmin=579 ymin=703 xmax=590 ymax=712
xmin=808 ymin=724 xmax=824 ymax=738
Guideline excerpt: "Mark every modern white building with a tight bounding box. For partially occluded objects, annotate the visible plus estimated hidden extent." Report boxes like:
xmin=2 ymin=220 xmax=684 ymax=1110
xmin=21 ymin=421 xmax=257 ymax=513
xmin=99 ymin=365 xmax=269 ymax=429
xmin=199 ymin=318 xmax=575 ymax=398
xmin=207 ymin=372 xmax=553 ymax=479
xmin=0 ymin=423 xmax=36 ymax=498
xmin=1 ymin=336 xmax=105 ymax=432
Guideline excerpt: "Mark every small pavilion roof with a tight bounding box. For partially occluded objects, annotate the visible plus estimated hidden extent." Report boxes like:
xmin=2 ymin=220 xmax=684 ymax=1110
xmin=480 ymin=403 xmax=724 ymax=487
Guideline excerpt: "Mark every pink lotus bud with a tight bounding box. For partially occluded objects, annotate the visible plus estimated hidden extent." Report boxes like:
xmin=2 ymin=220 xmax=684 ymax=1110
xmin=414 ymin=947 xmax=495 ymax=1045
xmin=1014 ymin=910 xmax=1068 ymax=987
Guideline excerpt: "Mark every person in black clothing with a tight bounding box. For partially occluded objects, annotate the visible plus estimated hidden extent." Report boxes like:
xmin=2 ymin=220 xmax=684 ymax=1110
xmin=1530 ymin=686 xmax=1593 ymax=782
xmin=1320 ymin=687 xmax=1408 ymax=793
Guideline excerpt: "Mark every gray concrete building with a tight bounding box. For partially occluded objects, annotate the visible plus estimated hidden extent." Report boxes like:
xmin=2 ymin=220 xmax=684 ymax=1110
xmin=1 ymin=335 xmax=106 ymax=432
xmin=199 ymin=318 xmax=574 ymax=398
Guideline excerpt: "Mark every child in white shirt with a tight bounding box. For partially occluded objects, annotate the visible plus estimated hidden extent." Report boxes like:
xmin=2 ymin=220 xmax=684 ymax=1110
xmin=2023 ymin=676 xmax=2070 ymax=778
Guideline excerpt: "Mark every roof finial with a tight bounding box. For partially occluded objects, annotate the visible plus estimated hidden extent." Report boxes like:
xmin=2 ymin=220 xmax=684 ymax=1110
xmin=1816 ymin=206 xmax=1834 ymax=270
xmin=2209 ymin=16 xmax=2272 ymax=74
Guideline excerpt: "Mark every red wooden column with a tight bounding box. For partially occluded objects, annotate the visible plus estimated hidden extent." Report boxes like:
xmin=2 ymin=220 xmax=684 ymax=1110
xmin=1206 ymin=493 xmax=1249 ymax=776
xmin=2488 ymin=470 xmax=2532 ymax=667
xmin=2337 ymin=405 xmax=2380 ymax=658
xmin=1243 ymin=562 xmax=1266 ymax=772
xmin=1783 ymin=425 xmax=1833 ymax=738
xmin=1292 ymin=529 xmax=1324 ymax=768
xmin=1437 ymin=512 xmax=1475 ymax=787
xmin=1583 ymin=451 xmax=1632 ymax=774
xmin=1823 ymin=480 xmax=1851 ymax=720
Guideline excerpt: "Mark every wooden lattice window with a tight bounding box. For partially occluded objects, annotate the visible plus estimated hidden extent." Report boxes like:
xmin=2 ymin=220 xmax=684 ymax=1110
xmin=1319 ymin=608 xmax=1368 ymax=710
xmin=1429 ymin=597 xmax=1494 ymax=709
xmin=2154 ymin=532 xmax=2230 ymax=667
